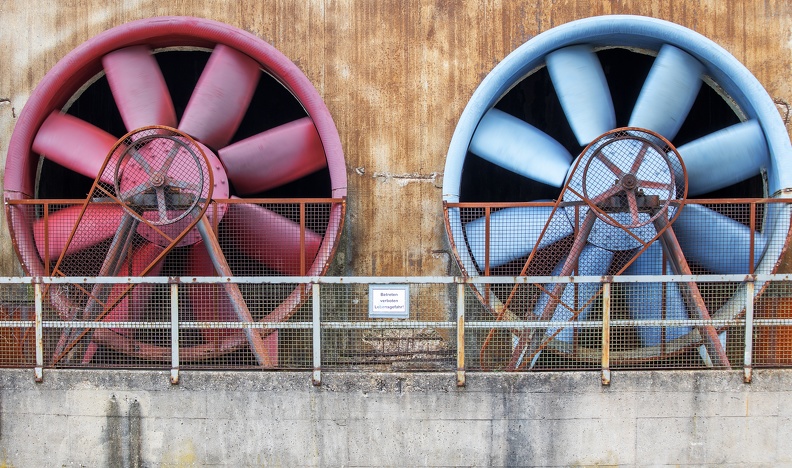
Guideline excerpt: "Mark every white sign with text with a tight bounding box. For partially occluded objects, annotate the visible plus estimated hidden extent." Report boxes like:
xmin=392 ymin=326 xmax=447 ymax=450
xmin=368 ymin=285 xmax=410 ymax=319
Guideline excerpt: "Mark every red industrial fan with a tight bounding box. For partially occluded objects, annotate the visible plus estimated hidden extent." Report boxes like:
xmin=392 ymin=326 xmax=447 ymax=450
xmin=4 ymin=17 xmax=347 ymax=367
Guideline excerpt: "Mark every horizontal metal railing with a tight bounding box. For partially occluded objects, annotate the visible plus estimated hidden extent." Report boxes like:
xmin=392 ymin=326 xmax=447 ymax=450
xmin=2 ymin=274 xmax=792 ymax=385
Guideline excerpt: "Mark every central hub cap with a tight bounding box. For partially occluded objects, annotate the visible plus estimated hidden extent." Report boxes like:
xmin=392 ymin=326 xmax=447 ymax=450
xmin=621 ymin=173 xmax=638 ymax=191
xmin=561 ymin=128 xmax=687 ymax=251
xmin=150 ymin=173 xmax=165 ymax=187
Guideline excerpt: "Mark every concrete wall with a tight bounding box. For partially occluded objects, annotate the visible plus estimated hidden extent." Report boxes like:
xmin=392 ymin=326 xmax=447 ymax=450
xmin=2 ymin=1 xmax=792 ymax=278
xmin=0 ymin=369 xmax=789 ymax=466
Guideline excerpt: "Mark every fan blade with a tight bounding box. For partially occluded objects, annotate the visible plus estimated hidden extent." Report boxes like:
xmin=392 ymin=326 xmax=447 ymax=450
xmin=464 ymin=206 xmax=573 ymax=269
xmin=32 ymin=112 xmax=118 ymax=181
xmin=222 ymin=202 xmax=322 ymax=276
xmin=82 ymin=243 xmax=165 ymax=363
xmin=534 ymin=244 xmax=614 ymax=343
xmin=673 ymin=204 xmax=767 ymax=274
xmin=469 ymin=108 xmax=573 ymax=187
xmin=102 ymin=46 xmax=177 ymax=130
xmin=624 ymin=242 xmax=690 ymax=347
xmin=218 ymin=117 xmax=326 ymax=195
xmin=676 ymin=120 xmax=769 ymax=196
xmin=33 ymin=204 xmax=124 ymax=259
xmin=546 ymin=45 xmax=616 ymax=146
xmin=105 ymin=242 xmax=166 ymax=325
xmin=629 ymin=45 xmax=704 ymax=140
xmin=186 ymin=241 xmax=279 ymax=363
xmin=178 ymin=44 xmax=260 ymax=149
xmin=187 ymin=243 xmax=234 ymax=321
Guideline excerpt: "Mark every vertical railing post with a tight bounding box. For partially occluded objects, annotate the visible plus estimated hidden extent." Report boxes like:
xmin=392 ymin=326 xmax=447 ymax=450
xmin=601 ymin=281 xmax=611 ymax=386
xmin=484 ymin=207 xmax=491 ymax=303
xmin=743 ymin=280 xmax=755 ymax=383
xmin=312 ymin=282 xmax=322 ymax=386
xmin=170 ymin=282 xmax=179 ymax=385
xmin=34 ymin=280 xmax=43 ymax=382
xmin=300 ymin=202 xmax=306 ymax=276
xmin=456 ymin=281 xmax=466 ymax=387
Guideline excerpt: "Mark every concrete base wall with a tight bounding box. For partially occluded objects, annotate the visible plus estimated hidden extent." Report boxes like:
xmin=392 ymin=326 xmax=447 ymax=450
xmin=0 ymin=369 xmax=790 ymax=466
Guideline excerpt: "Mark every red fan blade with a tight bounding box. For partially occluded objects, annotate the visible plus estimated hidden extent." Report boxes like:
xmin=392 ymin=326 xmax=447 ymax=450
xmin=223 ymin=202 xmax=322 ymax=276
xmin=218 ymin=117 xmax=327 ymax=195
xmin=102 ymin=46 xmax=177 ymax=130
xmin=186 ymin=242 xmax=278 ymax=364
xmin=83 ymin=243 xmax=165 ymax=363
xmin=33 ymin=204 xmax=124 ymax=259
xmin=187 ymin=242 xmax=239 ymax=341
xmin=32 ymin=112 xmax=118 ymax=181
xmin=104 ymin=242 xmax=166 ymax=325
xmin=178 ymin=44 xmax=260 ymax=149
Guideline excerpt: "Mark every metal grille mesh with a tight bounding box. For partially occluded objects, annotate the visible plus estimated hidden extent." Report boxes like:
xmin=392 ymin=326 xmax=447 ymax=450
xmin=5 ymin=197 xmax=340 ymax=370
xmin=0 ymin=283 xmax=35 ymax=367
xmin=754 ymin=281 xmax=792 ymax=367
xmin=320 ymin=284 xmax=455 ymax=371
xmin=2 ymin=198 xmax=792 ymax=373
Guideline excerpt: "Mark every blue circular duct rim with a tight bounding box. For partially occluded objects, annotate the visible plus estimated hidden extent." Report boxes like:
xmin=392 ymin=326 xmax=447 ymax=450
xmin=442 ymin=14 xmax=792 ymax=201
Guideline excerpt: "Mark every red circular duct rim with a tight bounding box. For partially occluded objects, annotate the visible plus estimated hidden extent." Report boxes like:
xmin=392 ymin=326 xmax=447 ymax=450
xmin=5 ymin=15 xmax=347 ymax=198
xmin=4 ymin=16 xmax=347 ymax=277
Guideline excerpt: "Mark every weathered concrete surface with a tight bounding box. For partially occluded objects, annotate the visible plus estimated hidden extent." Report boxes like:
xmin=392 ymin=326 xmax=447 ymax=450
xmin=2 ymin=1 xmax=792 ymax=279
xmin=0 ymin=369 xmax=789 ymax=466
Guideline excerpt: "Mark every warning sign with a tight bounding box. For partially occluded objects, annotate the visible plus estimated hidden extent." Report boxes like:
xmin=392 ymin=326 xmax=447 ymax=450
xmin=368 ymin=285 xmax=410 ymax=319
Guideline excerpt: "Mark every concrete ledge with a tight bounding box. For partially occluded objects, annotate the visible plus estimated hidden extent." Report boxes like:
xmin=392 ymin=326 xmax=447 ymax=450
xmin=0 ymin=369 xmax=790 ymax=466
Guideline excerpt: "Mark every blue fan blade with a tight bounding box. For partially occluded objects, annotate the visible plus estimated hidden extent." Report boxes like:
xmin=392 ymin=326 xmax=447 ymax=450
xmin=677 ymin=120 xmax=769 ymax=196
xmin=464 ymin=205 xmax=573 ymax=269
xmin=469 ymin=108 xmax=573 ymax=187
xmin=674 ymin=204 xmax=768 ymax=274
xmin=629 ymin=45 xmax=704 ymax=140
xmin=546 ymin=45 xmax=616 ymax=146
xmin=624 ymin=242 xmax=690 ymax=347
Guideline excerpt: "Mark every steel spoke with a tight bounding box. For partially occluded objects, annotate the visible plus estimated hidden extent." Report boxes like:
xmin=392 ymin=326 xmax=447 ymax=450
xmin=626 ymin=190 xmax=640 ymax=226
xmin=630 ymin=142 xmax=649 ymax=174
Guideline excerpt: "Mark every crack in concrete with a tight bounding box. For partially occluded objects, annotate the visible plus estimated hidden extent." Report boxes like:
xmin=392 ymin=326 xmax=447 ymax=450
xmin=371 ymin=171 xmax=443 ymax=186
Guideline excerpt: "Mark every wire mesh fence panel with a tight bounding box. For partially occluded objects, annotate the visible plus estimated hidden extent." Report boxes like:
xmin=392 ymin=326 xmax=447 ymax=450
xmin=0 ymin=283 xmax=35 ymax=368
xmin=464 ymin=280 xmax=603 ymax=371
xmin=5 ymin=272 xmax=792 ymax=374
xmin=175 ymin=282 xmax=312 ymax=370
xmin=754 ymin=280 xmax=792 ymax=367
xmin=450 ymin=198 xmax=792 ymax=372
xmin=320 ymin=283 xmax=456 ymax=371
xmin=41 ymin=281 xmax=171 ymax=369
xmin=611 ymin=281 xmax=697 ymax=369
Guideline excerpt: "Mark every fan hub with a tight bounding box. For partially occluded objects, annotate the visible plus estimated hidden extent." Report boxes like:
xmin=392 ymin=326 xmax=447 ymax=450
xmin=150 ymin=173 xmax=166 ymax=187
xmin=112 ymin=127 xmax=230 ymax=247
xmin=620 ymin=173 xmax=638 ymax=190
xmin=562 ymin=128 xmax=686 ymax=251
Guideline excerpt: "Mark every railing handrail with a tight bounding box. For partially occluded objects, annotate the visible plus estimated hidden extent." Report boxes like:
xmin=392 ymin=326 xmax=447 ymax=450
xmin=2 ymin=274 xmax=791 ymax=385
xmin=2 ymin=273 xmax=790 ymax=285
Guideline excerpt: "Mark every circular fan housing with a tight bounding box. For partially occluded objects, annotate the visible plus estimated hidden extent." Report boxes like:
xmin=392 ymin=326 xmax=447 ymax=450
xmin=443 ymin=15 xmax=792 ymax=365
xmin=3 ymin=17 xmax=347 ymax=366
